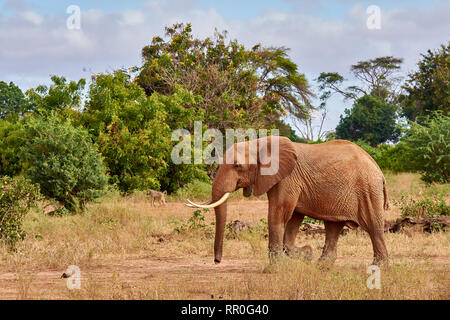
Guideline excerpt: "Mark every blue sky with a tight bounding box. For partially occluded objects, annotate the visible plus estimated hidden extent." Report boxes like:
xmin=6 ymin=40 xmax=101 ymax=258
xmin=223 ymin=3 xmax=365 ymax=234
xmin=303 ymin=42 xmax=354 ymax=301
xmin=0 ymin=0 xmax=293 ymax=19
xmin=0 ymin=0 xmax=448 ymax=133
xmin=1 ymin=0 xmax=441 ymax=19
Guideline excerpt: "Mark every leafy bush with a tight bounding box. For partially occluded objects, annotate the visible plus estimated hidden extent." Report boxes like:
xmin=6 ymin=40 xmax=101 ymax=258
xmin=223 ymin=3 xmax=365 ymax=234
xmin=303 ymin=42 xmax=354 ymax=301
xmin=172 ymin=179 xmax=212 ymax=201
xmin=21 ymin=114 xmax=108 ymax=212
xmin=0 ymin=176 xmax=40 ymax=247
xmin=401 ymin=112 xmax=449 ymax=183
xmin=173 ymin=209 xmax=212 ymax=234
xmin=355 ymin=140 xmax=413 ymax=172
xmin=303 ymin=216 xmax=323 ymax=224
xmin=395 ymin=194 xmax=449 ymax=218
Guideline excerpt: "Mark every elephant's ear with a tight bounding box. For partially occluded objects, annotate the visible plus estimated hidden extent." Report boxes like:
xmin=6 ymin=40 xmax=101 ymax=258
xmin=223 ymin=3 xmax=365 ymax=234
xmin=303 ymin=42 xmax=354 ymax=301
xmin=253 ymin=136 xmax=297 ymax=196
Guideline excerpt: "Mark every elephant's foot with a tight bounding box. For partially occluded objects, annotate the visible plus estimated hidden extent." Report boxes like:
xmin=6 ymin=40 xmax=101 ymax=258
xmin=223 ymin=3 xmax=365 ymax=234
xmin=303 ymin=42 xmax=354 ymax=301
xmin=268 ymin=248 xmax=283 ymax=261
xmin=372 ymin=255 xmax=389 ymax=267
xmin=284 ymin=245 xmax=313 ymax=262
xmin=263 ymin=250 xmax=283 ymax=274
xmin=317 ymin=252 xmax=337 ymax=269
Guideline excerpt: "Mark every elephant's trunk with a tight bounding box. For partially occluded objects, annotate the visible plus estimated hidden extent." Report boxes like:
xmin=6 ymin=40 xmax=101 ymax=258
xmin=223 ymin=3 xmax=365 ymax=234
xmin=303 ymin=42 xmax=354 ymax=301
xmin=213 ymin=201 xmax=227 ymax=264
xmin=211 ymin=167 xmax=235 ymax=264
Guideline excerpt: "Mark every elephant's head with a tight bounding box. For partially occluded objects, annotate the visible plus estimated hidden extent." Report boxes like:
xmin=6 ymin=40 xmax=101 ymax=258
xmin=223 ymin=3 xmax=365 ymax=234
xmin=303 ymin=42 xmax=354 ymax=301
xmin=185 ymin=136 xmax=297 ymax=263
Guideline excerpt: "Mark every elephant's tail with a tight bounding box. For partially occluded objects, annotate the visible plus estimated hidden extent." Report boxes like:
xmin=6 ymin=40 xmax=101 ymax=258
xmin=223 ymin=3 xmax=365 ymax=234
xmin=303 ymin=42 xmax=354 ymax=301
xmin=383 ymin=178 xmax=389 ymax=211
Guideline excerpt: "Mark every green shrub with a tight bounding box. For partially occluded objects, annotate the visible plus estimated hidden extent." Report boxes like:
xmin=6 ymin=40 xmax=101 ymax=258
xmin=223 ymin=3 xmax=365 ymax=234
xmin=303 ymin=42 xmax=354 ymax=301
xmin=355 ymin=140 xmax=414 ymax=172
xmin=172 ymin=180 xmax=212 ymax=201
xmin=21 ymin=114 xmax=108 ymax=212
xmin=401 ymin=112 xmax=449 ymax=184
xmin=303 ymin=216 xmax=323 ymax=224
xmin=173 ymin=209 xmax=212 ymax=234
xmin=172 ymin=179 xmax=253 ymax=201
xmin=0 ymin=176 xmax=40 ymax=247
xmin=395 ymin=194 xmax=449 ymax=218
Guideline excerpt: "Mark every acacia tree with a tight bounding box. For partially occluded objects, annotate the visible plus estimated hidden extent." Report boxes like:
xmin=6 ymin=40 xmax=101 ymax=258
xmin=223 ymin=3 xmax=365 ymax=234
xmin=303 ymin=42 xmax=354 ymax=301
xmin=317 ymin=56 xmax=404 ymax=104
xmin=137 ymin=23 xmax=313 ymax=132
xmin=316 ymin=56 xmax=403 ymax=144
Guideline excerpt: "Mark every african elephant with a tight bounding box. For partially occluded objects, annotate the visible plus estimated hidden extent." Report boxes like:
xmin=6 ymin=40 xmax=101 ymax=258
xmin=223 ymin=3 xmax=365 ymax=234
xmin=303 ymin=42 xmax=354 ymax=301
xmin=186 ymin=136 xmax=389 ymax=266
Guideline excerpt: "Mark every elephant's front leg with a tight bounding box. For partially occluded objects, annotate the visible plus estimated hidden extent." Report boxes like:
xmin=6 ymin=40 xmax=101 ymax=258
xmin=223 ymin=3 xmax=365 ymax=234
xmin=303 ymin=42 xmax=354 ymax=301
xmin=267 ymin=194 xmax=297 ymax=261
xmin=283 ymin=211 xmax=313 ymax=261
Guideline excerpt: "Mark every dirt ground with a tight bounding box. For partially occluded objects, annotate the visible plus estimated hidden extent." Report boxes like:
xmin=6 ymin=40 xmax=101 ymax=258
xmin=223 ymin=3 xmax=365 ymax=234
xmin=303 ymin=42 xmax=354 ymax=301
xmin=0 ymin=199 xmax=449 ymax=299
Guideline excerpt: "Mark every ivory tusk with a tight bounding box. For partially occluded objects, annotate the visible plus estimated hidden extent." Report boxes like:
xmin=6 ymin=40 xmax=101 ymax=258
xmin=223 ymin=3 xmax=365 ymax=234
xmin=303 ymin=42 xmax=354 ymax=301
xmin=184 ymin=203 xmax=196 ymax=207
xmin=184 ymin=199 xmax=213 ymax=207
xmin=185 ymin=193 xmax=230 ymax=209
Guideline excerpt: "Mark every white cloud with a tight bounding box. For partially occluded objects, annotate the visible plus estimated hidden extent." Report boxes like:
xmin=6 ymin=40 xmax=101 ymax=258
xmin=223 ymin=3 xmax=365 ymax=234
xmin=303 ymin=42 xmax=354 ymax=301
xmin=0 ymin=1 xmax=449 ymax=131
xmin=120 ymin=9 xmax=145 ymax=26
xmin=21 ymin=10 xmax=43 ymax=25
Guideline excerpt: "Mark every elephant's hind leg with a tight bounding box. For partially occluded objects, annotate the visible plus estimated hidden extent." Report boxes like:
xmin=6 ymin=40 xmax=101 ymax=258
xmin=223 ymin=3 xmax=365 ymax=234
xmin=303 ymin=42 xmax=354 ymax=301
xmin=283 ymin=212 xmax=312 ymax=261
xmin=319 ymin=221 xmax=344 ymax=266
xmin=368 ymin=228 xmax=389 ymax=265
xmin=363 ymin=193 xmax=389 ymax=265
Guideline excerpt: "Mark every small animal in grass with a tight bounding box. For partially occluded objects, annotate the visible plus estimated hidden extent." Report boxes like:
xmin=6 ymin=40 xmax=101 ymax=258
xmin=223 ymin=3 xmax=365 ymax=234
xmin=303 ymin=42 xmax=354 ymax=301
xmin=146 ymin=189 xmax=167 ymax=206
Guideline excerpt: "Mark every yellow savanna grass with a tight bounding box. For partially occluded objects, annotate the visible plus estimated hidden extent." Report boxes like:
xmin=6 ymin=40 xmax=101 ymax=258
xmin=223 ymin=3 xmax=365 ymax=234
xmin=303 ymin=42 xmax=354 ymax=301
xmin=0 ymin=172 xmax=448 ymax=299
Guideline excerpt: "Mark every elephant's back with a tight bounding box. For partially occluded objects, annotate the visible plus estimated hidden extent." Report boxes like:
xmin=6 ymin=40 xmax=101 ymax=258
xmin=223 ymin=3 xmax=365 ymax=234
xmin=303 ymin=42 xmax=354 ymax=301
xmin=293 ymin=140 xmax=386 ymax=226
xmin=295 ymin=140 xmax=382 ymax=175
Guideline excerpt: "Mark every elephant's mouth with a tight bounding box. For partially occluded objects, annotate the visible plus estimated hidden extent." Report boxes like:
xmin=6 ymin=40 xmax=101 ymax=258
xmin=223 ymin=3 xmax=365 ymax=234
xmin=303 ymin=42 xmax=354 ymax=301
xmin=236 ymin=179 xmax=250 ymax=189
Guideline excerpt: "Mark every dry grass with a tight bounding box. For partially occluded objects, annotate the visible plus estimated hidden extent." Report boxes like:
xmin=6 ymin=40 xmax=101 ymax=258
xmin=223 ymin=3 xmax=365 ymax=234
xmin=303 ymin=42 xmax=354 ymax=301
xmin=0 ymin=172 xmax=448 ymax=299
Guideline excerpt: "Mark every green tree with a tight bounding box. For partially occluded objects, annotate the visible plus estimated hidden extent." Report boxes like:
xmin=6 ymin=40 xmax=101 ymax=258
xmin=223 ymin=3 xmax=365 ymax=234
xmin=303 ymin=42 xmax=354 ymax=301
xmin=25 ymin=76 xmax=86 ymax=117
xmin=335 ymin=95 xmax=400 ymax=146
xmin=401 ymin=42 xmax=449 ymax=121
xmin=82 ymin=71 xmax=205 ymax=192
xmin=21 ymin=114 xmax=108 ymax=212
xmin=0 ymin=81 xmax=26 ymax=119
xmin=318 ymin=56 xmax=403 ymax=145
xmin=137 ymin=23 xmax=313 ymax=132
xmin=0 ymin=119 xmax=26 ymax=176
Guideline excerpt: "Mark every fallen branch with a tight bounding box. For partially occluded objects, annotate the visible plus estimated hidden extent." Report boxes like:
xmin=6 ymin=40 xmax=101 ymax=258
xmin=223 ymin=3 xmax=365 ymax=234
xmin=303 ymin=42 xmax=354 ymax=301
xmin=385 ymin=216 xmax=450 ymax=233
